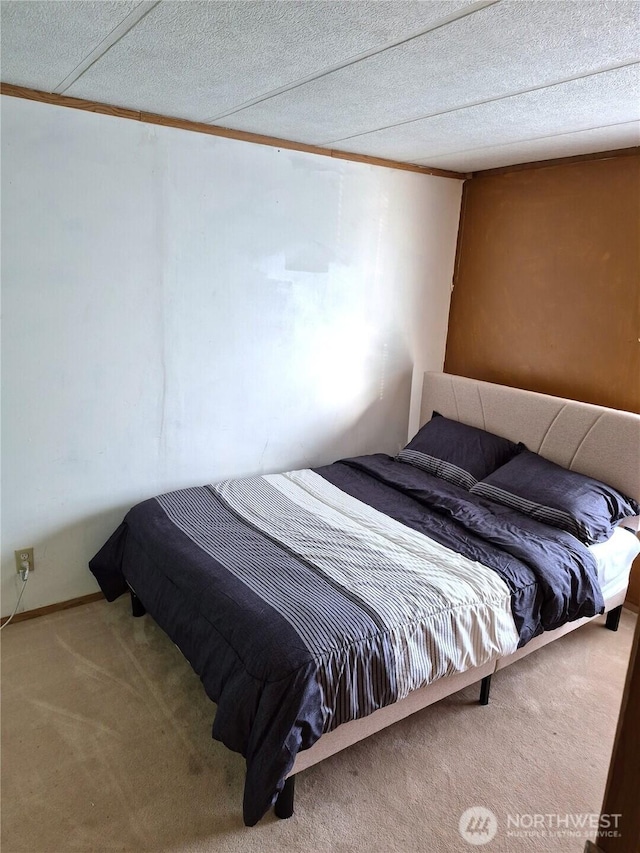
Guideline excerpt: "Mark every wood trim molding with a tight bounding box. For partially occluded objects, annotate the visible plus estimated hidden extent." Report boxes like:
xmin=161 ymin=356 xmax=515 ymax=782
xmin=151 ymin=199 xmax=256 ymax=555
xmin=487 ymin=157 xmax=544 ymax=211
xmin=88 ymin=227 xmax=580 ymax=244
xmin=0 ymin=83 xmax=467 ymax=181
xmin=0 ymin=591 xmax=105 ymax=626
xmin=597 ymin=610 xmax=640 ymax=852
xmin=472 ymin=146 xmax=640 ymax=178
xmin=451 ymin=176 xmax=470 ymax=289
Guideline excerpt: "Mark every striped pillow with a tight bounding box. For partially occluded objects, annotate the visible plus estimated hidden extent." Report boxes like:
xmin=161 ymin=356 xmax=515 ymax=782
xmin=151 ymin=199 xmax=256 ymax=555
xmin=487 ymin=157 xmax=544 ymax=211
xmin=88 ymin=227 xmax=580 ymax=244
xmin=470 ymin=450 xmax=640 ymax=545
xmin=397 ymin=413 xmax=523 ymax=490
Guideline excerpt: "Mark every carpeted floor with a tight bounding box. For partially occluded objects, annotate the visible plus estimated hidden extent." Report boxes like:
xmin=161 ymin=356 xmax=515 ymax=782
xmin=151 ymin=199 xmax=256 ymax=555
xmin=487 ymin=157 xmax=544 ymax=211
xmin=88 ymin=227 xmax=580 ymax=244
xmin=1 ymin=597 xmax=635 ymax=853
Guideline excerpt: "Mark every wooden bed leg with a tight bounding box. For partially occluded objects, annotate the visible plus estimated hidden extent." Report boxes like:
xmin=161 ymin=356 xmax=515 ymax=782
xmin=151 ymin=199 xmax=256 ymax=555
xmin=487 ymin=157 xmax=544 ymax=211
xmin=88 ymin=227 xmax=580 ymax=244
xmin=130 ymin=589 xmax=146 ymax=618
xmin=274 ymin=775 xmax=295 ymax=819
xmin=479 ymin=675 xmax=492 ymax=706
xmin=605 ymin=605 xmax=622 ymax=632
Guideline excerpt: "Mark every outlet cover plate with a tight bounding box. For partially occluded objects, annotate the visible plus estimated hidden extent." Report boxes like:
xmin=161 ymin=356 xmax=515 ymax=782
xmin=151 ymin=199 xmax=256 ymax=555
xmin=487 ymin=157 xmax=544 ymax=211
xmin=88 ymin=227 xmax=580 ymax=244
xmin=15 ymin=548 xmax=34 ymax=573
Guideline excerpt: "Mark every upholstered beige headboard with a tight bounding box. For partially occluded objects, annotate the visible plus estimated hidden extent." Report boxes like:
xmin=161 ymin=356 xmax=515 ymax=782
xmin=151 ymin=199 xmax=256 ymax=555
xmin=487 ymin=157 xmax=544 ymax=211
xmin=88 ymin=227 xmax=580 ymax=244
xmin=420 ymin=372 xmax=640 ymax=504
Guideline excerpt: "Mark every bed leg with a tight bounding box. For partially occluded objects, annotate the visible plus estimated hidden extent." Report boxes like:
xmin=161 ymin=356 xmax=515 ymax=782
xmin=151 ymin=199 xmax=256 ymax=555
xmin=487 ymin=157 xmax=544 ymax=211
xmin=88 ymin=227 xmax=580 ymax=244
xmin=479 ymin=675 xmax=492 ymax=706
xmin=130 ymin=589 xmax=146 ymax=618
xmin=274 ymin=775 xmax=295 ymax=819
xmin=605 ymin=605 xmax=622 ymax=632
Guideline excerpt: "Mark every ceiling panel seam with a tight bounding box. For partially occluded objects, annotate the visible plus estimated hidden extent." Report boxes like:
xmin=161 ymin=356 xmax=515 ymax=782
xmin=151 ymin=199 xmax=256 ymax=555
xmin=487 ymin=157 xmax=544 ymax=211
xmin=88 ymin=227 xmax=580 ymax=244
xmin=53 ymin=1 xmax=161 ymax=95
xmin=320 ymin=59 xmax=640 ymax=147
xmin=202 ymin=0 xmax=499 ymax=124
xmin=413 ymin=119 xmax=640 ymax=164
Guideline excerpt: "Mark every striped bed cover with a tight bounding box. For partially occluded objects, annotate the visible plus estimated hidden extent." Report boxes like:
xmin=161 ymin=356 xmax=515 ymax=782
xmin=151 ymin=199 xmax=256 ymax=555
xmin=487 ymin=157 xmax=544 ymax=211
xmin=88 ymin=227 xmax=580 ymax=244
xmin=89 ymin=454 xmax=603 ymax=824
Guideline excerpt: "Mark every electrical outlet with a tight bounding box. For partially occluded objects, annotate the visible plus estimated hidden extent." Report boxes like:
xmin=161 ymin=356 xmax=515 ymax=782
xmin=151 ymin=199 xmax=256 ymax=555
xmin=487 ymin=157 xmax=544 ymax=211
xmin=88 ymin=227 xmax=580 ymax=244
xmin=15 ymin=548 xmax=34 ymax=574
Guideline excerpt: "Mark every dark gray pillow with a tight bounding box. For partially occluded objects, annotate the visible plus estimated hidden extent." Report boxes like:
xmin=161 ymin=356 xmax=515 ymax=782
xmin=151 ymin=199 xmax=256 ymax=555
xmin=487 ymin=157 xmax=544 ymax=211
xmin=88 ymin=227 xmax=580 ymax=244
xmin=396 ymin=412 xmax=524 ymax=490
xmin=470 ymin=449 xmax=640 ymax=544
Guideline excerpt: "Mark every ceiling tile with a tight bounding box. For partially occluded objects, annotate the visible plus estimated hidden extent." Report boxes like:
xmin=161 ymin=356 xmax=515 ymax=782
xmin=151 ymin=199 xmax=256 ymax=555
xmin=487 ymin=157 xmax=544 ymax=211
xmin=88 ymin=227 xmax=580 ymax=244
xmin=319 ymin=66 xmax=640 ymax=164
xmin=64 ymin=0 xmax=476 ymax=121
xmin=417 ymin=123 xmax=640 ymax=172
xmin=3 ymin=0 xmax=638 ymax=171
xmin=0 ymin=1 xmax=141 ymax=91
xmin=219 ymin=0 xmax=640 ymax=145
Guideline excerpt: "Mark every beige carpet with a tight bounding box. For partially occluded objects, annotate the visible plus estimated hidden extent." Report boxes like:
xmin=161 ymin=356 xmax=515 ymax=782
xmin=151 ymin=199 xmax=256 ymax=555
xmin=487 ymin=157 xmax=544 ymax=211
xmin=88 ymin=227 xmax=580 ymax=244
xmin=1 ymin=597 xmax=635 ymax=853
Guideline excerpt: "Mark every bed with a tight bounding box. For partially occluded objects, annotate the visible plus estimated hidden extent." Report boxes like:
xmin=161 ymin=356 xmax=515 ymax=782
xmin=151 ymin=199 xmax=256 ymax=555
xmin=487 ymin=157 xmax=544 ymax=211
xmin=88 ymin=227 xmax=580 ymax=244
xmin=89 ymin=372 xmax=640 ymax=826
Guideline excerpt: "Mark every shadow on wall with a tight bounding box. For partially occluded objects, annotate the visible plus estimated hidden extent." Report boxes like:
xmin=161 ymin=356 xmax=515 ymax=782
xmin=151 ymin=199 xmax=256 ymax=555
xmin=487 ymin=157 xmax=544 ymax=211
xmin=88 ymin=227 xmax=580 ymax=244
xmin=272 ymin=366 xmax=414 ymax=475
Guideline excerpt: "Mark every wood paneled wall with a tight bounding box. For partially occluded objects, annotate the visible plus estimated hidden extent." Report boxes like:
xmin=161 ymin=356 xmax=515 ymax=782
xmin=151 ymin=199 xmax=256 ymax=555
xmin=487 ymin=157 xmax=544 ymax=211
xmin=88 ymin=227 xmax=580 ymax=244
xmin=444 ymin=150 xmax=640 ymax=605
xmin=445 ymin=152 xmax=640 ymax=413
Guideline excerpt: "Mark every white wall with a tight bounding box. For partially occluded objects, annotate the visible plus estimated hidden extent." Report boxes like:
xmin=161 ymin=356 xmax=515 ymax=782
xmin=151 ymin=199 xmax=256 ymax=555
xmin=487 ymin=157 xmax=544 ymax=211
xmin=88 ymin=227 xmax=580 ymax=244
xmin=1 ymin=95 xmax=462 ymax=615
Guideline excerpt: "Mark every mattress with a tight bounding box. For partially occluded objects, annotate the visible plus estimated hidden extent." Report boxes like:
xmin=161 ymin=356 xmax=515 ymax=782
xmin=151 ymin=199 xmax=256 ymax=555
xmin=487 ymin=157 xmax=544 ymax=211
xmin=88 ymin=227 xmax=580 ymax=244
xmin=589 ymin=525 xmax=640 ymax=595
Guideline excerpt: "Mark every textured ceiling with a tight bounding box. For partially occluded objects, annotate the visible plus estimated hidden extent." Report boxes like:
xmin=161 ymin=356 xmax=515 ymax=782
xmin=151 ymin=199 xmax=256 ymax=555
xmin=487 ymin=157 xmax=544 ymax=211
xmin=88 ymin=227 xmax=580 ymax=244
xmin=1 ymin=0 xmax=638 ymax=172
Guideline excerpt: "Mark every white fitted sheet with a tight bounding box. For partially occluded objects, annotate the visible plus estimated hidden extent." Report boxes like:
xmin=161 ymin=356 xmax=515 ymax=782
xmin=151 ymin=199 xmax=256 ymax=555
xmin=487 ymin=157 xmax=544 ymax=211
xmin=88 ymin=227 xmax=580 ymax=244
xmin=588 ymin=525 xmax=640 ymax=595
